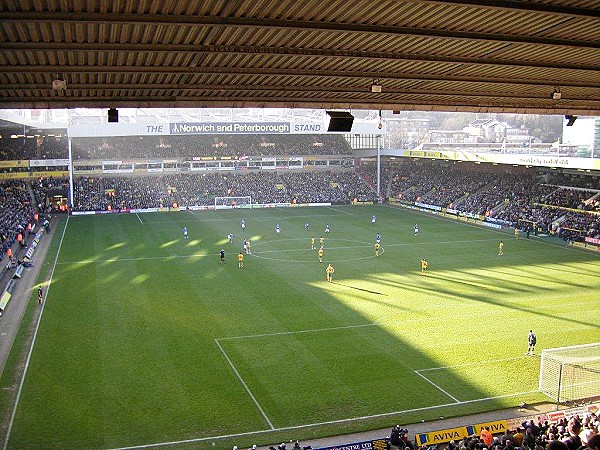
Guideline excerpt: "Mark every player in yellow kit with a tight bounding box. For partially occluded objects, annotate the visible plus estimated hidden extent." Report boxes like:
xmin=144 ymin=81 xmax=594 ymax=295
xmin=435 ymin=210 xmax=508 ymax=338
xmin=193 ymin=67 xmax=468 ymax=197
xmin=374 ymin=242 xmax=381 ymax=256
xmin=421 ymin=258 xmax=428 ymax=275
xmin=318 ymin=247 xmax=324 ymax=263
xmin=237 ymin=252 xmax=244 ymax=268
xmin=326 ymin=263 xmax=334 ymax=282
xmin=311 ymin=236 xmax=315 ymax=250
xmin=498 ymin=240 xmax=504 ymax=256
xmin=319 ymin=236 xmax=324 ymax=247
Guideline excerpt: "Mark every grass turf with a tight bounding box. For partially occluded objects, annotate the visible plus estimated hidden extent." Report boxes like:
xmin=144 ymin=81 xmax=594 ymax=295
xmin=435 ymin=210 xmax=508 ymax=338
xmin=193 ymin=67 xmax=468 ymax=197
xmin=3 ymin=205 xmax=600 ymax=449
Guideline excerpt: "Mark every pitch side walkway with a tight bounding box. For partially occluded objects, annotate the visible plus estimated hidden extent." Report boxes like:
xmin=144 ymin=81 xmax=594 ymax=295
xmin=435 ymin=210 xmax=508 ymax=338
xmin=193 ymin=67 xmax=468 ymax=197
xmin=257 ymin=403 xmax=560 ymax=450
xmin=0 ymin=216 xmax=58 ymax=443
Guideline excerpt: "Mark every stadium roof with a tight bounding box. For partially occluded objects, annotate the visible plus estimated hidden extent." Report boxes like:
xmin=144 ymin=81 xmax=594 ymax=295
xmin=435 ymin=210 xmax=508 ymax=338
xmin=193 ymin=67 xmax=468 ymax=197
xmin=0 ymin=0 xmax=599 ymax=115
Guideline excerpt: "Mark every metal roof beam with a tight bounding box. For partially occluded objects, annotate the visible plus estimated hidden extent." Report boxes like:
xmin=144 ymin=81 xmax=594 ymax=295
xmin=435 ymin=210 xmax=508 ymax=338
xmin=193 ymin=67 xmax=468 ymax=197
xmin=2 ymin=82 xmax=596 ymax=102
xmin=2 ymin=64 xmax=598 ymax=88
xmin=409 ymin=0 xmax=600 ymax=18
xmin=1 ymin=97 xmax=598 ymax=116
xmin=1 ymin=42 xmax=597 ymax=72
xmin=0 ymin=12 xmax=598 ymax=49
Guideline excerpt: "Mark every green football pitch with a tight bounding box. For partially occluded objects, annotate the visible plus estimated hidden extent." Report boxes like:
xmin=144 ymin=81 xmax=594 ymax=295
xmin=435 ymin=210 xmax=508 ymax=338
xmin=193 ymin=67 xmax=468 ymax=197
xmin=2 ymin=205 xmax=599 ymax=450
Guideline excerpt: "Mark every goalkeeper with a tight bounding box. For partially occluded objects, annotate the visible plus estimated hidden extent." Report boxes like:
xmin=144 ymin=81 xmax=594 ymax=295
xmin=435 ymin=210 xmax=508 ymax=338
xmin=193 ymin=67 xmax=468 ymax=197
xmin=527 ymin=330 xmax=536 ymax=355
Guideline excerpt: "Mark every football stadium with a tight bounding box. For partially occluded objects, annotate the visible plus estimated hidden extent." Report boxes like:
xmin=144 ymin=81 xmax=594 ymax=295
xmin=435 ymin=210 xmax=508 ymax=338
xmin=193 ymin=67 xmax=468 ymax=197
xmin=1 ymin=2 xmax=600 ymax=450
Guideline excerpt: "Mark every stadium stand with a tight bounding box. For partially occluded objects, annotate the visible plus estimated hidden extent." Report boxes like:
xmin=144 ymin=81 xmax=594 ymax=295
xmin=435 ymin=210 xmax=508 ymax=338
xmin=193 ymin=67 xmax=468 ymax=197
xmin=70 ymin=134 xmax=352 ymax=160
xmin=31 ymin=177 xmax=69 ymax=213
xmin=13 ymin=154 xmax=598 ymax=242
xmin=163 ymin=173 xmax=228 ymax=207
xmin=0 ymin=181 xmax=35 ymax=263
xmin=0 ymin=134 xmax=67 ymax=161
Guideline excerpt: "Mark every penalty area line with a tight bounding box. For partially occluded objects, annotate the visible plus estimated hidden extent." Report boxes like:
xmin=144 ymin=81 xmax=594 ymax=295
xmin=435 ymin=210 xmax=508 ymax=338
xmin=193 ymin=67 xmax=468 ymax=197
xmin=214 ymin=339 xmax=275 ymax=430
xmin=135 ymin=213 xmax=143 ymax=224
xmin=105 ymin=389 xmax=540 ymax=450
xmin=416 ymin=355 xmax=529 ymax=372
xmin=414 ymin=370 xmax=461 ymax=403
xmin=328 ymin=206 xmax=354 ymax=216
xmin=218 ymin=322 xmax=377 ymax=341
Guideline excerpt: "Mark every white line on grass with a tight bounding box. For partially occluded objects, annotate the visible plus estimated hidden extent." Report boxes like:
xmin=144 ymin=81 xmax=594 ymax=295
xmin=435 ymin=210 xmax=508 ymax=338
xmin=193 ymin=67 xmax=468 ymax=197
xmin=414 ymin=370 xmax=461 ymax=403
xmin=416 ymin=356 xmax=529 ymax=372
xmin=106 ymin=389 xmax=540 ymax=450
xmin=2 ymin=216 xmax=70 ymax=450
xmin=214 ymin=339 xmax=275 ymax=430
xmin=135 ymin=213 xmax=143 ymax=224
xmin=56 ymin=237 xmax=497 ymax=265
xmin=217 ymin=322 xmax=377 ymax=341
xmin=328 ymin=206 xmax=354 ymax=215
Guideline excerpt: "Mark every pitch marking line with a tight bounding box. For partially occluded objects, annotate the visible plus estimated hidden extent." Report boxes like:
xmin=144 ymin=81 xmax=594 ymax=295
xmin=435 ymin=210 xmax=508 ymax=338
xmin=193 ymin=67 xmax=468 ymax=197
xmin=214 ymin=339 xmax=275 ymax=430
xmin=135 ymin=213 xmax=143 ymax=224
xmin=55 ymin=237 xmax=497 ymax=265
xmin=414 ymin=371 xmax=461 ymax=403
xmin=413 ymin=355 xmax=531 ymax=405
xmin=328 ymin=206 xmax=354 ymax=216
xmin=416 ymin=356 xmax=528 ymax=372
xmin=218 ymin=322 xmax=377 ymax=341
xmin=3 ymin=216 xmax=70 ymax=450
xmin=106 ymin=389 xmax=540 ymax=450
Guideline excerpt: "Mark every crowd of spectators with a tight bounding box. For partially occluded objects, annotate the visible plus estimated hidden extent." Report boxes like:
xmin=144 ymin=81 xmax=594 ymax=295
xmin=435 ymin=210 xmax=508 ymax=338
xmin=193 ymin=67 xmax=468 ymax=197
xmin=224 ymin=172 xmax=289 ymax=204
xmin=542 ymin=188 xmax=597 ymax=210
xmin=73 ymin=176 xmax=170 ymax=211
xmin=71 ymin=170 xmax=375 ymax=210
xmin=163 ymin=173 xmax=227 ymax=207
xmin=422 ymin=171 xmax=492 ymax=208
xmin=71 ymin=134 xmax=352 ymax=160
xmin=102 ymin=177 xmax=168 ymax=210
xmin=281 ymin=171 xmax=348 ymax=204
xmin=457 ymin=175 xmax=539 ymax=216
xmin=357 ymin=162 xmax=392 ymax=195
xmin=72 ymin=177 xmax=108 ymax=211
xmin=336 ymin=171 xmax=379 ymax=202
xmin=9 ymin=157 xmax=599 ymax=242
xmin=427 ymin=415 xmax=600 ymax=450
xmin=375 ymin=160 xmax=600 ymax=240
xmin=30 ymin=176 xmax=70 ymax=212
xmin=0 ymin=138 xmax=37 ymax=160
xmin=546 ymin=172 xmax=600 ymax=190
xmin=558 ymin=211 xmax=600 ymax=241
xmin=0 ymin=181 xmax=36 ymax=263
xmin=0 ymin=134 xmax=68 ymax=161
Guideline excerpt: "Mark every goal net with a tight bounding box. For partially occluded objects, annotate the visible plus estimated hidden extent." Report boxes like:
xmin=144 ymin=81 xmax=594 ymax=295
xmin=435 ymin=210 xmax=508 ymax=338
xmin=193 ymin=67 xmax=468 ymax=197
xmin=538 ymin=343 xmax=600 ymax=403
xmin=214 ymin=196 xmax=252 ymax=209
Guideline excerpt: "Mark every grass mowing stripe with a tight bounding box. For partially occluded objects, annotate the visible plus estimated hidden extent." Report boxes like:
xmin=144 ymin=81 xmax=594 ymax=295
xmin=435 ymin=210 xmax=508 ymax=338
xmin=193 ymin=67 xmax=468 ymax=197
xmin=3 ymin=216 xmax=70 ymax=450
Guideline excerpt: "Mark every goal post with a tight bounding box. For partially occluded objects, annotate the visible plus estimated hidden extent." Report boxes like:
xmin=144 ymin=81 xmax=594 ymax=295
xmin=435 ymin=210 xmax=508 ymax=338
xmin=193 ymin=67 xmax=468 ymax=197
xmin=214 ymin=196 xmax=252 ymax=209
xmin=538 ymin=343 xmax=600 ymax=404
